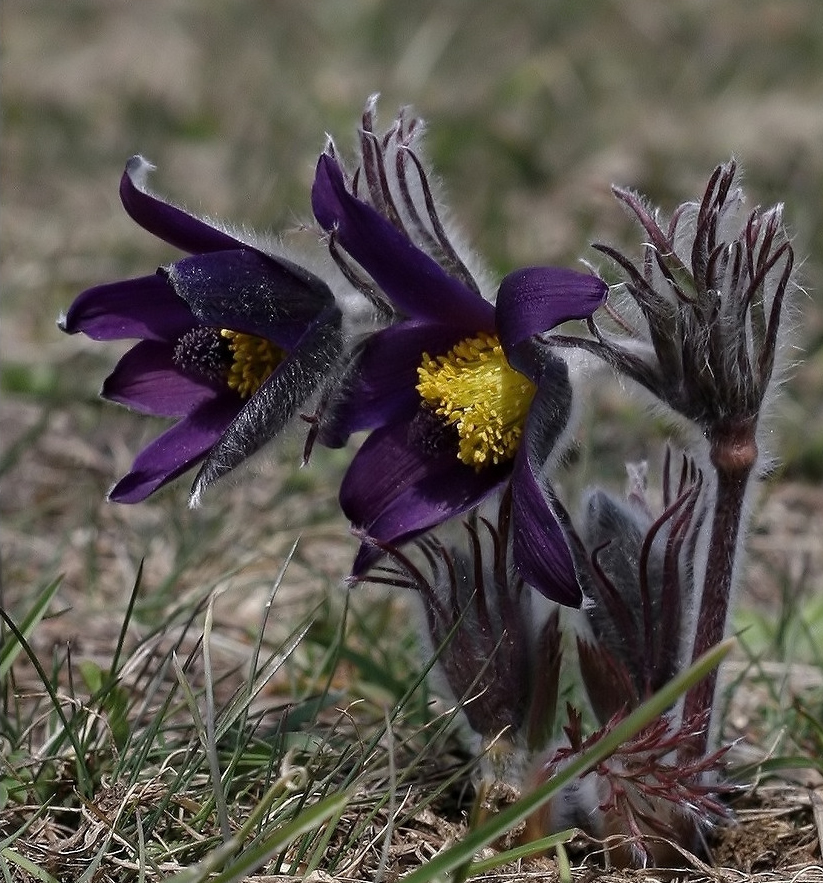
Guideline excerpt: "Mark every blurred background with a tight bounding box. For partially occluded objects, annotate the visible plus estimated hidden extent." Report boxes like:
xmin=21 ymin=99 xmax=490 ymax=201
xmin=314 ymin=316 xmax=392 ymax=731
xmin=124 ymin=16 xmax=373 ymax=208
xmin=3 ymin=0 xmax=823 ymax=617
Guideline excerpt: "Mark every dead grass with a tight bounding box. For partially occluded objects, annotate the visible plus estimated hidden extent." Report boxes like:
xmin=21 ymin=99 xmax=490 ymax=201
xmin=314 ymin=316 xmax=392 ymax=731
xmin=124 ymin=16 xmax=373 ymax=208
xmin=3 ymin=392 xmax=823 ymax=880
xmin=4 ymin=0 xmax=823 ymax=879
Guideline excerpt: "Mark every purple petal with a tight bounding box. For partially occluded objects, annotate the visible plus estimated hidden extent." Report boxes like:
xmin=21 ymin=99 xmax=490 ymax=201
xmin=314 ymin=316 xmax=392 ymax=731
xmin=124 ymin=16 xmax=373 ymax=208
xmin=340 ymin=421 xmax=508 ymax=577
xmin=108 ymin=395 xmax=240 ymax=503
xmin=166 ymin=249 xmax=336 ymax=350
xmin=318 ymin=320 xmax=466 ymax=447
xmin=510 ymin=356 xmax=581 ymax=606
xmin=120 ymin=156 xmax=243 ymax=254
xmin=102 ymin=340 xmax=226 ymax=417
xmin=61 ymin=275 xmax=195 ymax=342
xmin=496 ymin=267 xmax=607 ymax=352
xmin=510 ymin=454 xmax=580 ymax=606
xmin=312 ymin=154 xmax=494 ymax=330
xmin=191 ymin=305 xmax=344 ymax=500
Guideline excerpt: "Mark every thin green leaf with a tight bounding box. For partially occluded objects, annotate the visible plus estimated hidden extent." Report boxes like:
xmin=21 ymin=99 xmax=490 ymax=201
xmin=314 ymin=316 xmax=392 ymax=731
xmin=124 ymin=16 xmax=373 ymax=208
xmin=0 ymin=577 xmax=62 ymax=681
xmin=202 ymin=595 xmax=231 ymax=842
xmin=731 ymin=754 xmax=823 ymax=780
xmin=557 ymin=840 xmax=572 ymax=883
xmin=402 ymin=639 xmax=733 ymax=883
xmin=0 ymin=848 xmax=59 ymax=883
xmin=0 ymin=607 xmax=92 ymax=796
xmin=107 ymin=560 xmax=144 ymax=681
xmin=165 ymin=790 xmax=348 ymax=883
xmin=289 ymin=798 xmax=347 ymax=878
xmin=215 ymin=615 xmax=316 ymax=741
xmin=466 ymin=828 xmax=576 ymax=874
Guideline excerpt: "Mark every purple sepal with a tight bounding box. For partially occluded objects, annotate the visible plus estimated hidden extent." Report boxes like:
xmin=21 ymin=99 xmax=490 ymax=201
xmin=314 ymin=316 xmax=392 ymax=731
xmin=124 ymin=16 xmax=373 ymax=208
xmin=60 ymin=275 xmax=194 ymax=342
xmin=108 ymin=395 xmax=242 ymax=503
xmin=166 ymin=249 xmax=336 ymax=350
xmin=496 ymin=266 xmax=607 ymax=353
xmin=510 ymin=455 xmax=581 ymax=606
xmin=312 ymin=154 xmax=495 ymax=330
xmin=510 ymin=356 xmax=581 ymax=606
xmin=102 ymin=340 xmax=224 ymax=417
xmin=341 ymin=421 xmax=508 ymax=578
xmin=120 ymin=156 xmax=243 ymax=254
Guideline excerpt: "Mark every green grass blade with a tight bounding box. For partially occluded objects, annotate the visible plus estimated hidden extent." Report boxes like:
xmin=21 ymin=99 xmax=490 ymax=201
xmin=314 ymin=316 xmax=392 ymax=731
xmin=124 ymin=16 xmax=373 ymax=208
xmin=214 ymin=614 xmax=316 ymax=741
xmin=466 ymin=828 xmax=576 ymax=874
xmin=136 ymin=808 xmax=148 ymax=883
xmin=0 ymin=606 xmax=93 ymax=796
xmin=0 ymin=576 xmax=62 ymax=681
xmin=166 ymin=790 xmax=349 ymax=883
xmin=401 ymin=638 xmax=734 ymax=883
xmin=0 ymin=848 xmax=59 ymax=883
xmin=731 ymin=754 xmax=823 ymax=780
xmin=298 ymin=799 xmax=348 ymax=877
xmin=202 ymin=595 xmax=231 ymax=842
xmin=107 ymin=560 xmax=143 ymax=681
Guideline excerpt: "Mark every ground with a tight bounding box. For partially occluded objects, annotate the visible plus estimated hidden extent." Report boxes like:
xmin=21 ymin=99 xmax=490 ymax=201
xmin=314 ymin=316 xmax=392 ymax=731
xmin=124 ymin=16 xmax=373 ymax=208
xmin=3 ymin=1 xmax=823 ymax=880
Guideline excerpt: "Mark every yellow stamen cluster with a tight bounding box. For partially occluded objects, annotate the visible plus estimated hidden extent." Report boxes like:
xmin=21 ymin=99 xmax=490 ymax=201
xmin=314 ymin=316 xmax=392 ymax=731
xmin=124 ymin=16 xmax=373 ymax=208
xmin=220 ymin=329 xmax=284 ymax=398
xmin=416 ymin=332 xmax=536 ymax=469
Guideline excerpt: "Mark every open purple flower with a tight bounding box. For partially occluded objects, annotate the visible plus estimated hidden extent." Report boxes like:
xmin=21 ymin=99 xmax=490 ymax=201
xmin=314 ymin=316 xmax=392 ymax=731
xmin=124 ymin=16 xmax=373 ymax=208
xmin=310 ymin=109 xmax=606 ymax=606
xmin=61 ymin=156 xmax=342 ymax=503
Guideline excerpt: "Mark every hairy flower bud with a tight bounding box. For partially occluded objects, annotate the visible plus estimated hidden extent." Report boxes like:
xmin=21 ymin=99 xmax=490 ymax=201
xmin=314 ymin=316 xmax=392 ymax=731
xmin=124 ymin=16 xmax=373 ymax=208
xmin=553 ymin=162 xmax=800 ymax=759
xmin=571 ymin=161 xmax=795 ymax=456
xmin=367 ymin=492 xmax=533 ymax=745
xmin=570 ymin=455 xmax=705 ymax=724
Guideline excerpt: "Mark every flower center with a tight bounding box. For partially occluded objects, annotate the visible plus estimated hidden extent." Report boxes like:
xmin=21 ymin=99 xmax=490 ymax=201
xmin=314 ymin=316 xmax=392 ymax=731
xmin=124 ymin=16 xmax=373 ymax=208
xmin=416 ymin=332 xmax=536 ymax=469
xmin=220 ymin=329 xmax=285 ymax=398
xmin=173 ymin=327 xmax=284 ymax=398
xmin=173 ymin=327 xmax=231 ymax=382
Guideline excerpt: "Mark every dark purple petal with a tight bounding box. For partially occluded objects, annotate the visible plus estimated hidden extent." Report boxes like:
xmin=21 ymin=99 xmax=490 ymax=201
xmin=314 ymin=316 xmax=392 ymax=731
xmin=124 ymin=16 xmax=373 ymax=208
xmin=340 ymin=421 xmax=508 ymax=577
xmin=510 ymin=457 xmax=580 ymax=607
xmin=496 ymin=267 xmax=607 ymax=352
xmin=191 ymin=305 xmax=344 ymax=500
xmin=312 ymin=154 xmax=494 ymax=330
xmin=510 ymin=355 xmax=580 ymax=606
xmin=60 ymin=275 xmax=194 ymax=342
xmin=102 ymin=340 xmax=226 ymax=417
xmin=166 ymin=249 xmax=336 ymax=349
xmin=120 ymin=156 xmax=244 ymax=254
xmin=318 ymin=320 xmax=466 ymax=447
xmin=108 ymin=395 xmax=240 ymax=503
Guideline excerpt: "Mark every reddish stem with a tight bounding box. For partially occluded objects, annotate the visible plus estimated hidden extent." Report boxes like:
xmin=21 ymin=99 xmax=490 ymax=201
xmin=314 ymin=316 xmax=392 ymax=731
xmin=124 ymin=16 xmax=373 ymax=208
xmin=681 ymin=419 xmax=756 ymax=759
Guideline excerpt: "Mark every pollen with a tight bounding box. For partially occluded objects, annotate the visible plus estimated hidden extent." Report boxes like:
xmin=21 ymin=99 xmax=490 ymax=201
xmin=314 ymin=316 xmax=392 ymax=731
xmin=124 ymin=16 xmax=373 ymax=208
xmin=220 ymin=329 xmax=285 ymax=398
xmin=416 ymin=332 xmax=536 ymax=469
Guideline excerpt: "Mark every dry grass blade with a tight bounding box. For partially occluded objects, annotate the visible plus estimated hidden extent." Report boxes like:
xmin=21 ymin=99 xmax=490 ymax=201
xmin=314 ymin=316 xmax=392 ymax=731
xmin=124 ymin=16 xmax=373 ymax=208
xmin=4 ymin=3 xmax=823 ymax=878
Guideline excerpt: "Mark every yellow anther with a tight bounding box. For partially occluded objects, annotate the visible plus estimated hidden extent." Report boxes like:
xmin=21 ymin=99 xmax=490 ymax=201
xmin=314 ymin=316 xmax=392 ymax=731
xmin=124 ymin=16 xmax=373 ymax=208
xmin=220 ymin=329 xmax=284 ymax=398
xmin=416 ymin=332 xmax=536 ymax=469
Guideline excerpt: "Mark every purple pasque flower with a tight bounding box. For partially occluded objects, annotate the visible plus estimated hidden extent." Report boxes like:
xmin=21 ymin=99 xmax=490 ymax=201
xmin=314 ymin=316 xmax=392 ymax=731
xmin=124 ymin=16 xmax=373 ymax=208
xmin=61 ymin=156 xmax=342 ymax=504
xmin=310 ymin=107 xmax=607 ymax=606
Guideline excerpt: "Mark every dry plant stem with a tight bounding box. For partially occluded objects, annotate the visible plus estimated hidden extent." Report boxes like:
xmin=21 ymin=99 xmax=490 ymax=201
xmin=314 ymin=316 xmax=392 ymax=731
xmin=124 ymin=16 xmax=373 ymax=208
xmin=682 ymin=418 xmax=757 ymax=759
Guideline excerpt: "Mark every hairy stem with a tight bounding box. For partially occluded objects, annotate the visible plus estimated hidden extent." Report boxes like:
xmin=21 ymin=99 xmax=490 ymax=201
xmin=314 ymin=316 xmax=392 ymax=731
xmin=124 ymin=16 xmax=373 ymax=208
xmin=681 ymin=419 xmax=756 ymax=759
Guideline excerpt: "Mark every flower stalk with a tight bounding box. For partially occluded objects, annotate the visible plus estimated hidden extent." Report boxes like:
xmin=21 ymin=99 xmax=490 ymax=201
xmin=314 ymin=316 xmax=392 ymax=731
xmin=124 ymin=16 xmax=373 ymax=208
xmin=555 ymin=161 xmax=796 ymax=757
xmin=682 ymin=420 xmax=756 ymax=757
